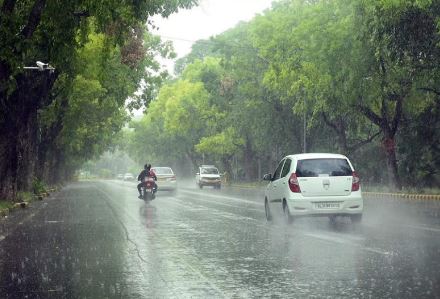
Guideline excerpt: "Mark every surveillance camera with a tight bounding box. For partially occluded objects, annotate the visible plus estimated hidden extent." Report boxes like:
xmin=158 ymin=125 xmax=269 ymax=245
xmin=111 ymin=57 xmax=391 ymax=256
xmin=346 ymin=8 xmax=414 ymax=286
xmin=36 ymin=61 xmax=48 ymax=70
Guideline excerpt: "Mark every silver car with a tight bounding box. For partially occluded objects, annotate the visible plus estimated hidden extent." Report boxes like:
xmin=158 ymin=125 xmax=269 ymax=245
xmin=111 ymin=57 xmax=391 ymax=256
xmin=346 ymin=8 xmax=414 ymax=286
xmin=151 ymin=167 xmax=177 ymax=192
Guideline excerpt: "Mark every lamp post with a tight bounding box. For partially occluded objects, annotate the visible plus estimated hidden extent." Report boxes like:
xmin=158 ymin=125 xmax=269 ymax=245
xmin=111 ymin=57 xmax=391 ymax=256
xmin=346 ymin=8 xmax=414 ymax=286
xmin=303 ymin=94 xmax=307 ymax=153
xmin=22 ymin=61 xmax=55 ymax=73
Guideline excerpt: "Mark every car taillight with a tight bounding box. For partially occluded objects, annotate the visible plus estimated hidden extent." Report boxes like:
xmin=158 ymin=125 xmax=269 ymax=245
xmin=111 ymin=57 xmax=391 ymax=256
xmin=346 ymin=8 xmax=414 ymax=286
xmin=288 ymin=173 xmax=301 ymax=193
xmin=171 ymin=176 xmax=176 ymax=181
xmin=352 ymin=171 xmax=360 ymax=191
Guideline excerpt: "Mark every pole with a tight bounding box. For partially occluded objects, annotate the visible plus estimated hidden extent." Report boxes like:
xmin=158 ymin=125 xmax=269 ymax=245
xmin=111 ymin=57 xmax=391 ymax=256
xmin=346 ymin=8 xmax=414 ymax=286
xmin=303 ymin=96 xmax=307 ymax=153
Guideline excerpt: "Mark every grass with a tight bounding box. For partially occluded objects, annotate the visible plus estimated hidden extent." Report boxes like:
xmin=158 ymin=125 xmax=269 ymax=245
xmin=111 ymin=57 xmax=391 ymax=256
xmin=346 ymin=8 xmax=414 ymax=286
xmin=16 ymin=191 xmax=34 ymax=203
xmin=0 ymin=200 xmax=14 ymax=211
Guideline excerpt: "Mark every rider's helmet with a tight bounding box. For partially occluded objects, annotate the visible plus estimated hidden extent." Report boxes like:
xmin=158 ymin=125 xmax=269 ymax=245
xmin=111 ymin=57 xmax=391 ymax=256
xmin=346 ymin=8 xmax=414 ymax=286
xmin=144 ymin=163 xmax=149 ymax=170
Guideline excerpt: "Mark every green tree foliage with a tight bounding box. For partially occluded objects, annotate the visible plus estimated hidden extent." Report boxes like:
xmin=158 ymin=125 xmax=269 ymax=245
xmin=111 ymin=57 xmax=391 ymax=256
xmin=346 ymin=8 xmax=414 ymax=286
xmin=126 ymin=0 xmax=440 ymax=190
xmin=0 ymin=0 xmax=197 ymax=200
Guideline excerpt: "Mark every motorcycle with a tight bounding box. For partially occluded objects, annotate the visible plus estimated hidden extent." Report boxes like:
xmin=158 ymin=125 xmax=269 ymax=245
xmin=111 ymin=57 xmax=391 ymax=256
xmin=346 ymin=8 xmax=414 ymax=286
xmin=141 ymin=176 xmax=156 ymax=201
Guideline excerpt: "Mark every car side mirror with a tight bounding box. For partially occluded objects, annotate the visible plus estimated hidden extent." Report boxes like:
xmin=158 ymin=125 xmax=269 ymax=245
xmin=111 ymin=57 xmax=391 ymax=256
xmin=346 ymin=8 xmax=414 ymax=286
xmin=263 ymin=173 xmax=272 ymax=181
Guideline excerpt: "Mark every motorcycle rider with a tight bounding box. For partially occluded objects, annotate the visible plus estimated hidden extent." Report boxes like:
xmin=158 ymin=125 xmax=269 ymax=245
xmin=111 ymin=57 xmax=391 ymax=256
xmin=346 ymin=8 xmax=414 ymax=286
xmin=137 ymin=163 xmax=158 ymax=199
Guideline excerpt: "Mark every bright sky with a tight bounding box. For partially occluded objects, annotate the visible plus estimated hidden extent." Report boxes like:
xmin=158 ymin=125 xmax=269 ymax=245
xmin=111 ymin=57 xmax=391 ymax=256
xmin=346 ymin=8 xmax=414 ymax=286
xmin=151 ymin=0 xmax=275 ymax=74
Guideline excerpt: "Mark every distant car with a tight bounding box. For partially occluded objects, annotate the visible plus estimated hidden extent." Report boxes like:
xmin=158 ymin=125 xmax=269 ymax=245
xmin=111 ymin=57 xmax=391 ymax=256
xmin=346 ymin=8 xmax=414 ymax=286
xmin=263 ymin=153 xmax=363 ymax=224
xmin=151 ymin=167 xmax=177 ymax=192
xmin=123 ymin=173 xmax=134 ymax=181
xmin=196 ymin=165 xmax=221 ymax=189
xmin=117 ymin=174 xmax=124 ymax=180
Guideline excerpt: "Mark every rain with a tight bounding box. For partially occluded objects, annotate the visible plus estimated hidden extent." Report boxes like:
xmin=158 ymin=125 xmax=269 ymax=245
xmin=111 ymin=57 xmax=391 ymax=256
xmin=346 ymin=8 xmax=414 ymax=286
xmin=1 ymin=0 xmax=440 ymax=298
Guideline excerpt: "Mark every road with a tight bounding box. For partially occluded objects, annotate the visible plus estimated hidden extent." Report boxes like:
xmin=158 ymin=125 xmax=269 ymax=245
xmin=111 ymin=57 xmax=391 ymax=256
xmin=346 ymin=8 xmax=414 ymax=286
xmin=0 ymin=180 xmax=439 ymax=298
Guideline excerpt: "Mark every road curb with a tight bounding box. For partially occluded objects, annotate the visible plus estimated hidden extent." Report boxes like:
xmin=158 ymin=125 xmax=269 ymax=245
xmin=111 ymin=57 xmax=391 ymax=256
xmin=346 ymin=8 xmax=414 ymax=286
xmin=228 ymin=184 xmax=440 ymax=201
xmin=357 ymin=192 xmax=440 ymax=201
xmin=228 ymin=184 xmax=263 ymax=189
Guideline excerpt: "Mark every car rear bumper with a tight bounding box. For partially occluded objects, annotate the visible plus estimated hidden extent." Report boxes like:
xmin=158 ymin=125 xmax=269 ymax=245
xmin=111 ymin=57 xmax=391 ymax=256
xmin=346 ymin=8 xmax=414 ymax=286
xmin=199 ymin=180 xmax=221 ymax=186
xmin=157 ymin=181 xmax=177 ymax=191
xmin=286 ymin=195 xmax=363 ymax=216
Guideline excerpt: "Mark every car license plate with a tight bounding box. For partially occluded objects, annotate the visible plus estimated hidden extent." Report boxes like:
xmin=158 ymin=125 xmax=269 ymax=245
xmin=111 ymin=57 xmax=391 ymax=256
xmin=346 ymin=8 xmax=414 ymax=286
xmin=315 ymin=202 xmax=340 ymax=209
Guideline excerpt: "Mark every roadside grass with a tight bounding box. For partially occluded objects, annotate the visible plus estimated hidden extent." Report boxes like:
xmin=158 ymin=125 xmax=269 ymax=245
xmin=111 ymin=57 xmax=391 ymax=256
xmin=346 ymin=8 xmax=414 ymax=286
xmin=16 ymin=191 xmax=34 ymax=203
xmin=0 ymin=200 xmax=14 ymax=211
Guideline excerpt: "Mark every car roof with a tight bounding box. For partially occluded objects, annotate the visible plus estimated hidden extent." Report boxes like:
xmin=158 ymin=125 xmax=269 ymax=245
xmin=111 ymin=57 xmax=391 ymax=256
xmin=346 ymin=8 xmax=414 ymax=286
xmin=284 ymin=153 xmax=349 ymax=160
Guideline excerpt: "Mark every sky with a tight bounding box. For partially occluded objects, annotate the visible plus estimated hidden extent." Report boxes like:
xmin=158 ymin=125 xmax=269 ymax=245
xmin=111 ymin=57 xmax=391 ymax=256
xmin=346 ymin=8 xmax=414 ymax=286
xmin=151 ymin=0 xmax=275 ymax=74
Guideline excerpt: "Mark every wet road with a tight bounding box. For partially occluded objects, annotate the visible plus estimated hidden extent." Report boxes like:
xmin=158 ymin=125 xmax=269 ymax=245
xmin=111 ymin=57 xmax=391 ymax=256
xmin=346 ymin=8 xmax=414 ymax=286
xmin=0 ymin=180 xmax=439 ymax=298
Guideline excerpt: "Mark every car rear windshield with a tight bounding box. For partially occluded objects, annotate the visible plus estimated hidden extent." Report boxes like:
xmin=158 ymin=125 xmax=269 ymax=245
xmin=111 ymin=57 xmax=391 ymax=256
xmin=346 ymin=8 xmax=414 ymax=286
xmin=295 ymin=158 xmax=352 ymax=177
xmin=201 ymin=167 xmax=219 ymax=174
xmin=153 ymin=167 xmax=173 ymax=175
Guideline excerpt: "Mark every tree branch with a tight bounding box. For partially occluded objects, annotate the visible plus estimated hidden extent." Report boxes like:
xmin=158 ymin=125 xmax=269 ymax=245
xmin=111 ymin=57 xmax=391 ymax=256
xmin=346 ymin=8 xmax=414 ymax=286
xmin=1 ymin=0 xmax=16 ymax=15
xmin=21 ymin=0 xmax=46 ymax=39
xmin=357 ymin=104 xmax=384 ymax=128
xmin=321 ymin=112 xmax=339 ymax=132
xmin=391 ymin=95 xmax=403 ymax=136
xmin=348 ymin=130 xmax=381 ymax=154
xmin=418 ymin=87 xmax=440 ymax=97
xmin=73 ymin=11 xmax=89 ymax=18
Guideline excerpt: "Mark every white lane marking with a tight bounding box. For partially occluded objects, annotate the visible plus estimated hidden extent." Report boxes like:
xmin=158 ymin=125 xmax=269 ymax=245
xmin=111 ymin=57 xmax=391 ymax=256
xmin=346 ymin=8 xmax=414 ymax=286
xmin=98 ymin=181 xmax=391 ymax=256
xmin=403 ymin=224 xmax=440 ymax=233
xmin=171 ymin=195 xmax=390 ymax=255
xmin=179 ymin=189 xmax=264 ymax=207
xmin=363 ymin=222 xmax=440 ymax=234
xmin=95 ymin=185 xmax=229 ymax=298
xmin=171 ymin=198 xmax=259 ymax=222
xmin=304 ymin=232 xmax=390 ymax=255
xmin=176 ymin=193 xmax=263 ymax=213
xmin=45 ymin=220 xmax=64 ymax=223
xmin=0 ymin=235 xmax=5 ymax=242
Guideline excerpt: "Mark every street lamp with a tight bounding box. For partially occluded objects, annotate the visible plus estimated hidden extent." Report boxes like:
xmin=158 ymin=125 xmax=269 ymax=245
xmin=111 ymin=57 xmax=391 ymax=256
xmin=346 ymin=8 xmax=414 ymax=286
xmin=303 ymin=95 xmax=307 ymax=153
xmin=22 ymin=61 xmax=55 ymax=73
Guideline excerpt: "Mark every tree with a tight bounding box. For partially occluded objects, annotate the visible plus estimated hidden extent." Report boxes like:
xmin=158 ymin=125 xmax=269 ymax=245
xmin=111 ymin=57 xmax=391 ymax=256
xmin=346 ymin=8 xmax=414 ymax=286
xmin=0 ymin=0 xmax=197 ymax=200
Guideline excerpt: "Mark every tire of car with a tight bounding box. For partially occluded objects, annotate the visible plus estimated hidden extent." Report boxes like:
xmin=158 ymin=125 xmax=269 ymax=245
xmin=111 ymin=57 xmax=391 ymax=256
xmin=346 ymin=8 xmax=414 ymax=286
xmin=350 ymin=214 xmax=362 ymax=223
xmin=199 ymin=184 xmax=203 ymax=189
xmin=215 ymin=184 xmax=221 ymax=189
xmin=265 ymin=198 xmax=272 ymax=221
xmin=283 ymin=200 xmax=294 ymax=224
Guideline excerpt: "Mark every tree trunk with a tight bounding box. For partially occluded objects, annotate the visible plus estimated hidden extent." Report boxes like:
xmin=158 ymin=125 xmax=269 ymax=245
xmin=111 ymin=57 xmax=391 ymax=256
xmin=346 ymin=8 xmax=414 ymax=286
xmin=242 ymin=137 xmax=257 ymax=181
xmin=0 ymin=72 xmax=57 ymax=199
xmin=0 ymin=126 xmax=18 ymax=200
xmin=185 ymin=151 xmax=198 ymax=172
xmin=220 ymin=156 xmax=233 ymax=183
xmin=382 ymin=136 xmax=401 ymax=191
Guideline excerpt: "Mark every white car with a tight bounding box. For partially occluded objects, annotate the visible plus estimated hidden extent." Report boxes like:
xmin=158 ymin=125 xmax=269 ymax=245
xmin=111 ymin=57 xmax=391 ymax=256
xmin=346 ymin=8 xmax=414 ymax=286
xmin=151 ymin=167 xmax=177 ymax=192
xmin=196 ymin=165 xmax=221 ymax=189
xmin=263 ymin=153 xmax=363 ymax=224
xmin=123 ymin=173 xmax=134 ymax=181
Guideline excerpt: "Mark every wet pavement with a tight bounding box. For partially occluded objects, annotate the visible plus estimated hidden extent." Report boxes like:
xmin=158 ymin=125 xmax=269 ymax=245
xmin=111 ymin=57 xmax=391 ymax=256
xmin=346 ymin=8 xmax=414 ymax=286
xmin=0 ymin=180 xmax=439 ymax=298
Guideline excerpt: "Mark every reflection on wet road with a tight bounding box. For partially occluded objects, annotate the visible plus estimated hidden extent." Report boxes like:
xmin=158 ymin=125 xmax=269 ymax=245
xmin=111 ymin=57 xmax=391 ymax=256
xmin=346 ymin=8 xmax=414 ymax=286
xmin=0 ymin=180 xmax=439 ymax=298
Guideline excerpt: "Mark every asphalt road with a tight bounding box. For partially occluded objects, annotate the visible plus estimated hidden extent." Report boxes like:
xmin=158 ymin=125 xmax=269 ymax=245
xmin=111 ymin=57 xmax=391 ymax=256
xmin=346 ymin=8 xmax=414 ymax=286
xmin=0 ymin=180 xmax=439 ymax=298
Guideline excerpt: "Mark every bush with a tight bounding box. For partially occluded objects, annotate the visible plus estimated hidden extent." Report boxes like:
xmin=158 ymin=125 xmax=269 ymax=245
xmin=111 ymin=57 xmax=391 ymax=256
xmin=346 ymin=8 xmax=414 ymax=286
xmin=32 ymin=178 xmax=47 ymax=195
